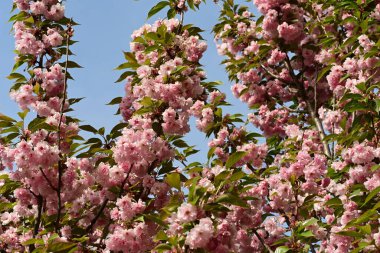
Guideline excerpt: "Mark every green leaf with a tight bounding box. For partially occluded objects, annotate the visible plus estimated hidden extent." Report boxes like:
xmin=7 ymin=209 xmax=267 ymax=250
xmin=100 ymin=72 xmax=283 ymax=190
xmin=375 ymin=99 xmax=380 ymax=113
xmin=140 ymin=96 xmax=154 ymax=107
xmin=0 ymin=114 xmax=16 ymax=122
xmin=167 ymin=8 xmax=176 ymax=19
xmin=215 ymin=193 xmax=248 ymax=208
xmin=362 ymin=186 xmax=380 ymax=207
xmin=371 ymin=164 xmax=380 ymax=172
xmin=147 ymin=1 xmax=169 ymax=19
xmin=98 ymin=127 xmax=105 ymax=135
xmin=344 ymin=100 xmax=367 ymax=112
xmin=274 ymin=246 xmax=290 ymax=253
xmin=110 ymin=123 xmax=128 ymax=135
xmin=79 ymin=125 xmax=98 ymax=134
xmin=115 ymin=71 xmax=134 ymax=83
xmin=0 ymin=202 xmax=16 ymax=212
xmin=336 ymin=230 xmax=363 ymax=238
xmin=154 ymin=230 xmax=168 ymax=242
xmin=22 ymin=238 xmax=44 ymax=246
xmin=325 ymin=197 xmax=342 ymax=207
xmin=299 ymin=217 xmax=318 ymax=229
xmin=299 ymin=230 xmax=314 ymax=237
xmin=154 ymin=244 xmax=172 ymax=251
xmin=172 ymin=139 xmax=188 ymax=148
xmin=47 ymin=241 xmax=77 ymax=252
xmin=68 ymin=97 xmax=84 ymax=105
xmin=0 ymin=121 xmax=14 ymax=128
xmin=207 ymin=147 xmax=216 ymax=160
xmin=165 ymin=173 xmax=181 ymax=190
xmin=4 ymin=132 xmax=20 ymax=143
xmin=7 ymin=73 xmax=26 ymax=81
xmin=317 ymin=65 xmax=332 ymax=82
xmin=114 ymin=62 xmax=138 ymax=70
xmin=225 ymin=151 xmax=246 ymax=168
xmin=355 ymin=82 xmax=366 ymax=92
xmin=60 ymin=61 xmax=82 ymax=68
xmin=17 ymin=109 xmax=29 ymax=120
xmin=107 ymin=97 xmax=122 ymax=105
xmin=24 ymin=15 xmax=34 ymax=24
xmin=347 ymin=209 xmax=377 ymax=227
xmin=0 ymin=181 xmax=21 ymax=195
xmin=358 ymin=224 xmax=371 ymax=235
xmin=123 ymin=52 xmax=136 ymax=62
xmin=28 ymin=117 xmax=45 ymax=132
xmin=172 ymin=66 xmax=188 ymax=75
xmin=32 ymin=247 xmax=47 ymax=253
xmin=228 ymin=171 xmax=246 ymax=182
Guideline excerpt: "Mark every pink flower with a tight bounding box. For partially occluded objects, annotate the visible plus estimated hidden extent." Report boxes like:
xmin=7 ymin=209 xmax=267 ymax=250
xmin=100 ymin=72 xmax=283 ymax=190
xmin=268 ymin=49 xmax=286 ymax=65
xmin=358 ymin=35 xmax=374 ymax=52
xmin=177 ymin=203 xmax=197 ymax=223
xmin=277 ymin=22 xmax=303 ymax=42
xmin=185 ymin=218 xmax=214 ymax=249
xmin=45 ymin=3 xmax=65 ymax=21
xmin=30 ymin=1 xmax=47 ymax=15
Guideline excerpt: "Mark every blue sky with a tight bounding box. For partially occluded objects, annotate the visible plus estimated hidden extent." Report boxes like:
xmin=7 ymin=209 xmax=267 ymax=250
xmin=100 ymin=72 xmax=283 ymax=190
xmin=0 ymin=0 xmax=258 ymax=161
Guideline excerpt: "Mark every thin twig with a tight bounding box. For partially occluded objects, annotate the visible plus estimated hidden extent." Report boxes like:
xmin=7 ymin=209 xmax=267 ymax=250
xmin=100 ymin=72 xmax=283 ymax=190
xmin=253 ymin=229 xmax=274 ymax=253
xmin=39 ymin=167 xmax=57 ymax=191
xmin=260 ymin=64 xmax=291 ymax=84
xmin=86 ymin=198 xmax=109 ymax=233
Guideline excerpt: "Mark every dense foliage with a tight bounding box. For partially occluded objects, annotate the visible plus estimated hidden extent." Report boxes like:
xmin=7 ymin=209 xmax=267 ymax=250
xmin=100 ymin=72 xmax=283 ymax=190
xmin=1 ymin=0 xmax=380 ymax=252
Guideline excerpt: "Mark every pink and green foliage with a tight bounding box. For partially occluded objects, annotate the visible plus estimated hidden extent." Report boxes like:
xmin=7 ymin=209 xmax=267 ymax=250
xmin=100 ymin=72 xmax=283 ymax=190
xmin=0 ymin=0 xmax=380 ymax=252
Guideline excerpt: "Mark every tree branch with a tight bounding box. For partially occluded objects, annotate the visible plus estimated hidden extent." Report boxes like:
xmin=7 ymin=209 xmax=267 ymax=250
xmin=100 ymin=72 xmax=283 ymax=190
xmin=98 ymin=169 xmax=132 ymax=243
xmin=253 ymin=229 xmax=274 ymax=253
xmin=29 ymin=195 xmax=43 ymax=252
xmin=86 ymin=198 xmax=109 ymax=233
xmin=283 ymin=55 xmax=331 ymax=158
xmin=39 ymin=167 xmax=57 ymax=191
xmin=259 ymin=64 xmax=291 ymax=84
xmin=55 ymin=22 xmax=73 ymax=233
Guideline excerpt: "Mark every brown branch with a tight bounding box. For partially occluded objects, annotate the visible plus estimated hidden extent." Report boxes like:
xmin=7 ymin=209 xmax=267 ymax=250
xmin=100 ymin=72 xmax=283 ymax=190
xmin=99 ymin=169 xmax=132 ymax=243
xmin=86 ymin=170 xmax=132 ymax=237
xmin=253 ymin=229 xmax=274 ymax=253
xmin=29 ymin=195 xmax=43 ymax=252
xmin=284 ymin=55 xmax=331 ymax=158
xmin=259 ymin=64 xmax=291 ymax=84
xmin=305 ymin=100 xmax=331 ymax=157
xmin=86 ymin=198 xmax=109 ymax=233
xmin=55 ymin=23 xmax=72 ymax=233
xmin=39 ymin=167 xmax=57 ymax=191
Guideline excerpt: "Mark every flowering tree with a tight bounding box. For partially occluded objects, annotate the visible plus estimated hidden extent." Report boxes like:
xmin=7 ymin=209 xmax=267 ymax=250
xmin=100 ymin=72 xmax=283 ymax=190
xmin=1 ymin=0 xmax=380 ymax=252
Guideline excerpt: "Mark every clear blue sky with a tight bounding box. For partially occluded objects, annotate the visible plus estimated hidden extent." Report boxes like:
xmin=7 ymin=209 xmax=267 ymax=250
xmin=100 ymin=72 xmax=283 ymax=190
xmin=0 ymin=0 xmax=258 ymax=161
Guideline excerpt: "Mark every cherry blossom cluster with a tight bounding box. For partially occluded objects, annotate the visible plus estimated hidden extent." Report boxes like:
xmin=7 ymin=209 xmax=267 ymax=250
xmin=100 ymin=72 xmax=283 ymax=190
xmin=120 ymin=19 xmax=207 ymax=134
xmin=0 ymin=1 xmax=83 ymax=251
xmin=14 ymin=0 xmax=64 ymax=20
xmin=108 ymin=18 xmax=213 ymax=251
xmin=211 ymin=0 xmax=380 ymax=252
